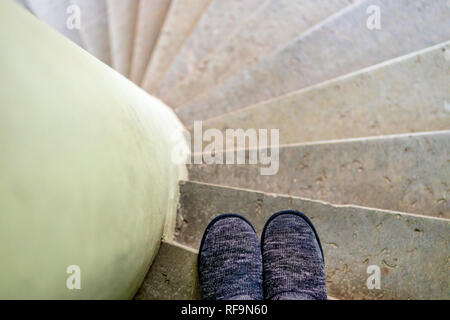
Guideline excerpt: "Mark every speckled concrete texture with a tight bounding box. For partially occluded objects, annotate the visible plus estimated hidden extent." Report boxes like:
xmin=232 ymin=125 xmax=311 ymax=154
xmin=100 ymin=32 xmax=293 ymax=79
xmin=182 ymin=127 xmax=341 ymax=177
xmin=141 ymin=0 xmax=211 ymax=93
xmin=188 ymin=131 xmax=450 ymax=218
xmin=129 ymin=0 xmax=171 ymax=84
xmin=107 ymin=0 xmax=139 ymax=77
xmin=135 ymin=241 xmax=201 ymax=300
xmin=176 ymin=181 xmax=450 ymax=300
xmin=198 ymin=42 xmax=450 ymax=145
xmin=157 ymin=0 xmax=265 ymax=97
xmin=166 ymin=0 xmax=354 ymax=108
xmin=179 ymin=0 xmax=450 ymax=123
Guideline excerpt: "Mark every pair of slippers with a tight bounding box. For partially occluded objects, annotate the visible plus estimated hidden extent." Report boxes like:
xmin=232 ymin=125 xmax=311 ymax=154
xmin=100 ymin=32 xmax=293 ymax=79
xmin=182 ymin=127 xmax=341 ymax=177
xmin=198 ymin=210 xmax=327 ymax=300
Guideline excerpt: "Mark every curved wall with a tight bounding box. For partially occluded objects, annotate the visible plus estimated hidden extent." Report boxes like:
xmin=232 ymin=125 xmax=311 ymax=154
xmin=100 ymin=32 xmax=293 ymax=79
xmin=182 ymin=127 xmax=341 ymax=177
xmin=0 ymin=1 xmax=187 ymax=299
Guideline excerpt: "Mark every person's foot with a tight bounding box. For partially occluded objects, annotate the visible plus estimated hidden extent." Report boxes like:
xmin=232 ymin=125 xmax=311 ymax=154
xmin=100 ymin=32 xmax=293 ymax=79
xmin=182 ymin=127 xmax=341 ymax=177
xmin=198 ymin=214 xmax=263 ymax=300
xmin=261 ymin=210 xmax=327 ymax=300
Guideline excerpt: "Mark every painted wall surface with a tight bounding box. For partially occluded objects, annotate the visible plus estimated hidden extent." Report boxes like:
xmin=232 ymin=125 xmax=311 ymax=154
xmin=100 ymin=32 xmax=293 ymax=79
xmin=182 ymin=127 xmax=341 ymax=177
xmin=0 ymin=0 xmax=187 ymax=299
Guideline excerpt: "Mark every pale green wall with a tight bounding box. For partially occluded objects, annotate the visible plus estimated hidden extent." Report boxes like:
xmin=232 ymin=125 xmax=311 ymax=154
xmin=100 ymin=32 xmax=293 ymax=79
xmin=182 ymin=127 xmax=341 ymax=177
xmin=0 ymin=1 xmax=187 ymax=299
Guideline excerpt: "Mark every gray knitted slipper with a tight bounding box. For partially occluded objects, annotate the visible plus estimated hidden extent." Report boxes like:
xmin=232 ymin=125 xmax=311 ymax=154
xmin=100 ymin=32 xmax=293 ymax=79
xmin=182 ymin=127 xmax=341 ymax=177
xmin=198 ymin=213 xmax=263 ymax=300
xmin=261 ymin=210 xmax=327 ymax=300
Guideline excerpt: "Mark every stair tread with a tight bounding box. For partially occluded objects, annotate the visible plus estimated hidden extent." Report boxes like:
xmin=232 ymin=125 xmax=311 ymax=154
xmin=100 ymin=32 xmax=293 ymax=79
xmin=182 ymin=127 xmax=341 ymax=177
xmin=107 ymin=0 xmax=139 ymax=77
xmin=164 ymin=0 xmax=354 ymax=107
xmin=156 ymin=0 xmax=265 ymax=97
xmin=178 ymin=0 xmax=450 ymax=124
xmin=141 ymin=0 xmax=210 ymax=94
xmin=193 ymin=41 xmax=450 ymax=143
xmin=129 ymin=0 xmax=171 ymax=84
xmin=188 ymin=130 xmax=450 ymax=218
xmin=174 ymin=181 xmax=450 ymax=300
xmin=135 ymin=241 xmax=201 ymax=300
xmin=136 ymin=240 xmax=341 ymax=300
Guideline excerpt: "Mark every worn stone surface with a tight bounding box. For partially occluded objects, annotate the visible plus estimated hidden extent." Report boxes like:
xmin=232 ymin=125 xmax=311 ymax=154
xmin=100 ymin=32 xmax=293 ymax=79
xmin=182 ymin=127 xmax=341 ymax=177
xmin=197 ymin=42 xmax=450 ymax=144
xmin=129 ymin=0 xmax=171 ymax=84
xmin=176 ymin=181 xmax=450 ymax=300
xmin=107 ymin=0 xmax=139 ymax=77
xmin=26 ymin=0 xmax=84 ymax=47
xmin=157 ymin=0 xmax=266 ymax=97
xmin=137 ymin=240 xmax=339 ymax=300
xmin=141 ymin=0 xmax=211 ymax=94
xmin=188 ymin=131 xmax=450 ymax=218
xmin=179 ymin=0 xmax=450 ymax=123
xmin=165 ymin=0 xmax=354 ymax=107
xmin=135 ymin=241 xmax=201 ymax=300
xmin=72 ymin=0 xmax=111 ymax=65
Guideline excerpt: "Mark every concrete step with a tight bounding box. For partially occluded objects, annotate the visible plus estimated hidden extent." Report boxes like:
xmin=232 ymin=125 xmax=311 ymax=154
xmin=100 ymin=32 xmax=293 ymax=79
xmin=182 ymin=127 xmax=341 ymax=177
xmin=178 ymin=0 xmax=450 ymax=124
xmin=135 ymin=241 xmax=201 ymax=300
xmin=197 ymin=42 xmax=450 ymax=145
xmin=141 ymin=0 xmax=211 ymax=93
xmin=156 ymin=0 xmax=268 ymax=97
xmin=135 ymin=240 xmax=340 ymax=300
xmin=187 ymin=131 xmax=450 ymax=218
xmin=26 ymin=0 xmax=84 ymax=48
xmin=174 ymin=181 xmax=449 ymax=300
xmin=129 ymin=0 xmax=171 ymax=84
xmin=72 ymin=0 xmax=111 ymax=65
xmin=164 ymin=0 xmax=355 ymax=107
xmin=107 ymin=0 xmax=139 ymax=77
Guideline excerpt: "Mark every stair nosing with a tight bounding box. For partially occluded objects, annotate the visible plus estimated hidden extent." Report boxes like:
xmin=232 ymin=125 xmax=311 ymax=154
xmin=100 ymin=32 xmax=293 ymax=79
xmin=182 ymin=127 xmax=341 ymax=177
xmin=187 ymin=130 xmax=450 ymax=154
xmin=161 ymin=240 xmax=341 ymax=300
xmin=186 ymin=40 xmax=450 ymax=126
xmin=182 ymin=180 xmax=450 ymax=223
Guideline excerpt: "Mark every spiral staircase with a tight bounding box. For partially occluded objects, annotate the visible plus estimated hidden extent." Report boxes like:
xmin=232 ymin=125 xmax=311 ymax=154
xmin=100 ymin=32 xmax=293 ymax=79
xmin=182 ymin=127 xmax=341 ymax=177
xmin=8 ymin=0 xmax=450 ymax=299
